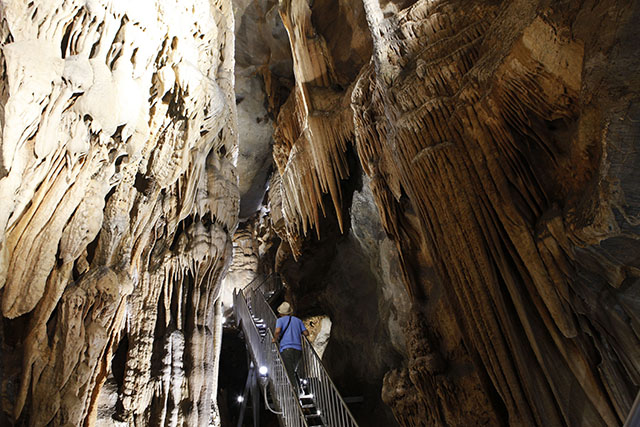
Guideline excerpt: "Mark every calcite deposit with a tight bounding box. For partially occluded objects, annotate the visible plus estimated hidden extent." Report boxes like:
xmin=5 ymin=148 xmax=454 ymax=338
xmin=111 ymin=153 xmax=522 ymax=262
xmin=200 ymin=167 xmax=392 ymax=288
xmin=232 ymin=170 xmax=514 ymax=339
xmin=1 ymin=0 xmax=639 ymax=426
xmin=268 ymin=0 xmax=640 ymax=426
xmin=0 ymin=0 xmax=238 ymax=425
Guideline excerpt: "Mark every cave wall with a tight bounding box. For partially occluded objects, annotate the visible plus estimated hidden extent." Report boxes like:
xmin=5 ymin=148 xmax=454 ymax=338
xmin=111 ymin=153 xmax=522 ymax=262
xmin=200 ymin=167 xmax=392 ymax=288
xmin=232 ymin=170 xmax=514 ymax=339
xmin=268 ymin=0 xmax=640 ymax=425
xmin=1 ymin=0 xmax=639 ymax=425
xmin=0 ymin=0 xmax=238 ymax=425
xmin=233 ymin=0 xmax=292 ymax=220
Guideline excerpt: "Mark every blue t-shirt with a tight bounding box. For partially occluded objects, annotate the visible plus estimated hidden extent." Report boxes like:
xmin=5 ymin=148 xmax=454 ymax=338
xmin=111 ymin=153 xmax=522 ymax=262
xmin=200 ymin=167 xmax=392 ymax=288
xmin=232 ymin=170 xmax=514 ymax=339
xmin=276 ymin=315 xmax=307 ymax=351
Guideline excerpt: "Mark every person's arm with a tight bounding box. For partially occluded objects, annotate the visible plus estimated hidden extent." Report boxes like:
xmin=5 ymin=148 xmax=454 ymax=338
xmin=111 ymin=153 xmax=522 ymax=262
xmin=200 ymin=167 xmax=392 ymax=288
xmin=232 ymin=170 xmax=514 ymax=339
xmin=302 ymin=329 xmax=309 ymax=337
xmin=272 ymin=327 xmax=282 ymax=343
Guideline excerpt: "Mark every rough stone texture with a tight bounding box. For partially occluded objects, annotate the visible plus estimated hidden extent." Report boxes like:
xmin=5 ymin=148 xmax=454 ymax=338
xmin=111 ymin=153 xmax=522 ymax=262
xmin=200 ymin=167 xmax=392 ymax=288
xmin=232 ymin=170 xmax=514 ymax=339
xmin=303 ymin=315 xmax=332 ymax=359
xmin=233 ymin=0 xmax=292 ymax=220
xmin=350 ymin=174 xmax=411 ymax=357
xmin=96 ymin=375 xmax=126 ymax=427
xmin=0 ymin=1 xmax=238 ymax=425
xmin=270 ymin=0 xmax=640 ymax=425
xmin=2 ymin=0 xmax=640 ymax=425
xmin=235 ymin=73 xmax=274 ymax=218
xmin=219 ymin=222 xmax=259 ymax=307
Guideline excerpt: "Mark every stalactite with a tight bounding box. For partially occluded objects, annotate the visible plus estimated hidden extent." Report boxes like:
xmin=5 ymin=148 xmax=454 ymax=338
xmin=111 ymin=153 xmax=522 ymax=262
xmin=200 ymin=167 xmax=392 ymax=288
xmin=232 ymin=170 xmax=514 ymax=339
xmin=0 ymin=0 xmax=239 ymax=425
xmin=349 ymin=0 xmax=638 ymax=425
xmin=271 ymin=0 xmax=356 ymax=248
xmin=273 ymin=0 xmax=640 ymax=425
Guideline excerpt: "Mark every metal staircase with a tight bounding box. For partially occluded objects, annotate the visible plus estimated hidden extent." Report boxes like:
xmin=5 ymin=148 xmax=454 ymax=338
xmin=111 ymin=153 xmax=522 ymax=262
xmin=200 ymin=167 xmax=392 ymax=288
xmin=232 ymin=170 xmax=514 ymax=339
xmin=232 ymin=275 xmax=359 ymax=427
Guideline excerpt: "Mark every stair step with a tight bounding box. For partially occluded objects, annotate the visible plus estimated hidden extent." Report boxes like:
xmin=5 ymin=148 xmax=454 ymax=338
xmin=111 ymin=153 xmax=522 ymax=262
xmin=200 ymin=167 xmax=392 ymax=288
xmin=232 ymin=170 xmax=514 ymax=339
xmin=304 ymin=414 xmax=322 ymax=419
xmin=304 ymin=413 xmax=324 ymax=426
xmin=236 ymin=284 xmax=347 ymax=427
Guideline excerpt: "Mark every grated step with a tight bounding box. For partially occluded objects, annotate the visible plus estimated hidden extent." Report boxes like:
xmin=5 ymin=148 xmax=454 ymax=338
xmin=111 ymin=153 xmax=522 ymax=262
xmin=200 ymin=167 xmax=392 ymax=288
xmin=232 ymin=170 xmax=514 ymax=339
xmin=304 ymin=413 xmax=324 ymax=426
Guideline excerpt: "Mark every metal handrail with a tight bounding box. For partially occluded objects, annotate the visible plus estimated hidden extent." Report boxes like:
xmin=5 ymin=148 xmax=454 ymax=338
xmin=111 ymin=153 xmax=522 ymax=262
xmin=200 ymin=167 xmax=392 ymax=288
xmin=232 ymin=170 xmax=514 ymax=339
xmin=244 ymin=272 xmax=281 ymax=299
xmin=265 ymin=328 xmax=309 ymax=427
xmin=250 ymin=286 xmax=278 ymax=332
xmin=233 ymin=289 xmax=309 ymax=427
xmin=248 ymin=284 xmax=359 ymax=427
xmin=233 ymin=289 xmax=267 ymax=369
xmin=300 ymin=337 xmax=358 ymax=426
xmin=244 ymin=272 xmax=273 ymax=292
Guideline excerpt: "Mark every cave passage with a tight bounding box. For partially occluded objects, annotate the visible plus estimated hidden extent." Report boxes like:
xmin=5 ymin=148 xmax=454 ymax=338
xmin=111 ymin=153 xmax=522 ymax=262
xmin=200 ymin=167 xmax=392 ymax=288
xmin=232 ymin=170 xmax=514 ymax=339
xmin=0 ymin=0 xmax=639 ymax=426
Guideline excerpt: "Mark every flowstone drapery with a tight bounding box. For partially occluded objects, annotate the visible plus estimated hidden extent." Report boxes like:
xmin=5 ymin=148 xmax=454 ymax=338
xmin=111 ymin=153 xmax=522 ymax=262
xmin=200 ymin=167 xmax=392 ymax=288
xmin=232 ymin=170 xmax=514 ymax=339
xmin=269 ymin=0 xmax=640 ymax=425
xmin=1 ymin=0 xmax=639 ymax=425
xmin=0 ymin=1 xmax=238 ymax=425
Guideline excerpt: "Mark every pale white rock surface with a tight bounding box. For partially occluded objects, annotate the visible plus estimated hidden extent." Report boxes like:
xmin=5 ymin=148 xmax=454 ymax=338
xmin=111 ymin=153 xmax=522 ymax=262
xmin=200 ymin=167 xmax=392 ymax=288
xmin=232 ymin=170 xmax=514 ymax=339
xmin=0 ymin=0 xmax=238 ymax=425
xmin=305 ymin=315 xmax=332 ymax=359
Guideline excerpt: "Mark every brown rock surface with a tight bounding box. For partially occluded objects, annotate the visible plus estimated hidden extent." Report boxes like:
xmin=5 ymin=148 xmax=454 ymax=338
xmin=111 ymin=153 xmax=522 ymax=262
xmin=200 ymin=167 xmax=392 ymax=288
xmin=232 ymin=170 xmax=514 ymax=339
xmin=269 ymin=0 xmax=640 ymax=425
xmin=1 ymin=0 xmax=639 ymax=425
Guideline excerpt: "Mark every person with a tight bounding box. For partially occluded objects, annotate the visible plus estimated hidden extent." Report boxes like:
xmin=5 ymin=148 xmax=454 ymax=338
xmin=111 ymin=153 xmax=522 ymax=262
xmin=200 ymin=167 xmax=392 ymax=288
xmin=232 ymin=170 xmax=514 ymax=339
xmin=272 ymin=302 xmax=309 ymax=391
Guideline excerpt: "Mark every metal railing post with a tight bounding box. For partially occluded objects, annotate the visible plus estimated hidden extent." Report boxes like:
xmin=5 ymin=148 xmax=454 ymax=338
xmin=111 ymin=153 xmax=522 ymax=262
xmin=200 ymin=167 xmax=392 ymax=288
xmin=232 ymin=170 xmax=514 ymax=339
xmin=233 ymin=288 xmax=309 ymax=427
xmin=233 ymin=278 xmax=359 ymax=427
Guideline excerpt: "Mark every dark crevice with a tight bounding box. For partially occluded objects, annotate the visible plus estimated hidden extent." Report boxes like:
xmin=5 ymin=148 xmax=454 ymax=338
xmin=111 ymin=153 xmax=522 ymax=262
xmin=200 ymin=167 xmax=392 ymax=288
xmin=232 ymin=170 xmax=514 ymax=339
xmin=112 ymin=333 xmax=129 ymax=391
xmin=85 ymin=229 xmax=100 ymax=267
xmin=60 ymin=23 xmax=72 ymax=58
xmin=134 ymin=173 xmax=153 ymax=195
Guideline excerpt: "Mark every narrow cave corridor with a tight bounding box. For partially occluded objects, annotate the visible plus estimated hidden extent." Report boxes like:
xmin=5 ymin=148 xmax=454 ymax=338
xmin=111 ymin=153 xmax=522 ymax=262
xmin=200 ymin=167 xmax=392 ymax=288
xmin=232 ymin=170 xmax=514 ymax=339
xmin=0 ymin=0 xmax=639 ymax=426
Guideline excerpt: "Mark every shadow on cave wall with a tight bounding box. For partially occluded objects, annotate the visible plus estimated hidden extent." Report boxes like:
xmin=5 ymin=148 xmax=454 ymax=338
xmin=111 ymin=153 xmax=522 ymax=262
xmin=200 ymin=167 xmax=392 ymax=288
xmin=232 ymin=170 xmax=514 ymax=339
xmin=277 ymin=149 xmax=403 ymax=427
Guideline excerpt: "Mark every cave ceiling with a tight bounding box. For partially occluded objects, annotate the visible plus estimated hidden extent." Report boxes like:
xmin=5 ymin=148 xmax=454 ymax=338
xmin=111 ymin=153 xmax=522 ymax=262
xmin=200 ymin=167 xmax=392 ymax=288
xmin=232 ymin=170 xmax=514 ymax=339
xmin=0 ymin=0 xmax=639 ymax=426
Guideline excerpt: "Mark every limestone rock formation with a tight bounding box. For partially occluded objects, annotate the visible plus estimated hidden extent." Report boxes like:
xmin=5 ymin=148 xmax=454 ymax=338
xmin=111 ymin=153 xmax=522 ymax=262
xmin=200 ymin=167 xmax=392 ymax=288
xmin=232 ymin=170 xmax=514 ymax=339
xmin=1 ymin=0 xmax=639 ymax=426
xmin=233 ymin=0 xmax=292 ymax=221
xmin=267 ymin=0 xmax=640 ymax=425
xmin=0 ymin=0 xmax=238 ymax=425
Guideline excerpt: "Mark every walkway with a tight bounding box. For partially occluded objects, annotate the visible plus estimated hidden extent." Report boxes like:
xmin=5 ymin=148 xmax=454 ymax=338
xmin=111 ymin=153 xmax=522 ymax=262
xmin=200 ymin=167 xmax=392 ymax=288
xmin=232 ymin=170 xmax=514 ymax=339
xmin=232 ymin=275 xmax=359 ymax=427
